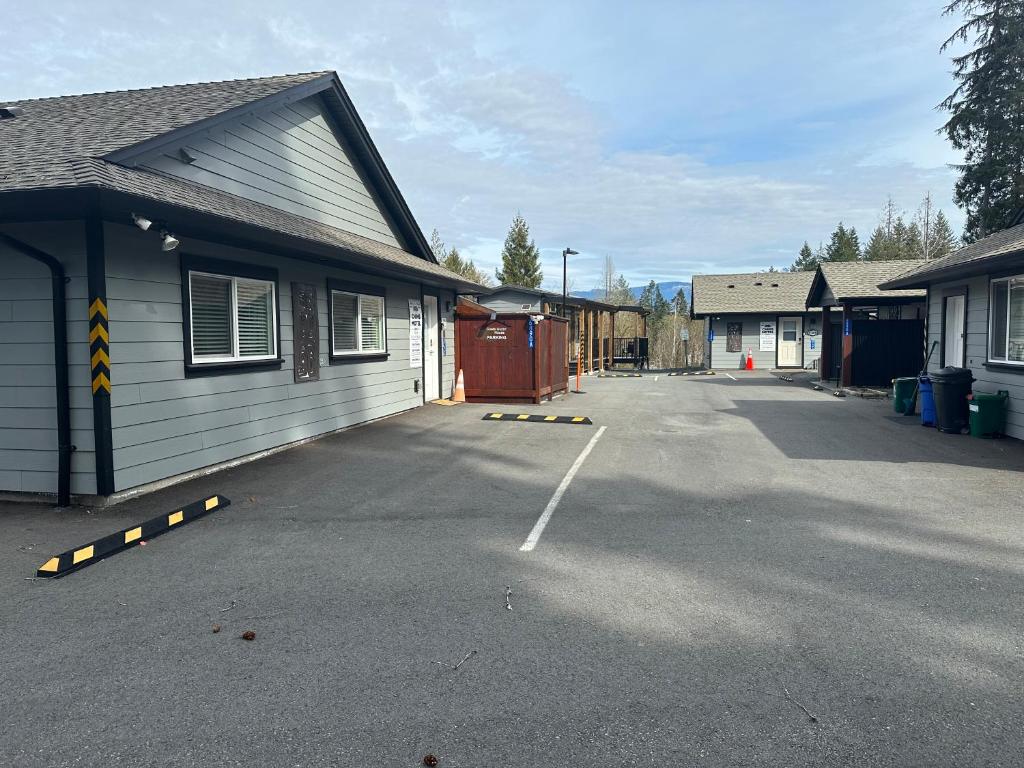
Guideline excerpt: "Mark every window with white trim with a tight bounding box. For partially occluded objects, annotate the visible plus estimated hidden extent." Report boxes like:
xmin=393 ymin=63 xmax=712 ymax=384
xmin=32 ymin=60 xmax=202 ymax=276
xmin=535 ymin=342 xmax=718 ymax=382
xmin=989 ymin=275 xmax=1024 ymax=365
xmin=188 ymin=270 xmax=277 ymax=363
xmin=330 ymin=289 xmax=386 ymax=355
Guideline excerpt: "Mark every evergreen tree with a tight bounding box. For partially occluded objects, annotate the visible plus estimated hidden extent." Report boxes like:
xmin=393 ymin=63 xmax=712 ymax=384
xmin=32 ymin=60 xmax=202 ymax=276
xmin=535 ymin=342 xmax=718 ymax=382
xmin=429 ymin=228 xmax=447 ymax=261
xmin=609 ymin=274 xmax=634 ymax=305
xmin=441 ymin=247 xmax=466 ymax=275
xmin=863 ymin=226 xmax=889 ymax=261
xmin=441 ymin=247 xmax=493 ymax=287
xmin=495 ymin=213 xmax=543 ymax=288
xmin=431 ymin=228 xmax=492 ymax=286
xmin=903 ymin=220 xmax=924 ymax=259
xmin=940 ymin=0 xmax=1024 ymax=240
xmin=928 ymin=210 xmax=959 ymax=259
xmin=790 ymin=241 xmax=819 ymax=271
xmin=639 ymin=280 xmax=670 ymax=321
xmin=825 ymin=222 xmax=861 ymax=262
xmin=891 ymin=217 xmax=909 ymax=259
xmin=671 ymin=287 xmax=688 ymax=315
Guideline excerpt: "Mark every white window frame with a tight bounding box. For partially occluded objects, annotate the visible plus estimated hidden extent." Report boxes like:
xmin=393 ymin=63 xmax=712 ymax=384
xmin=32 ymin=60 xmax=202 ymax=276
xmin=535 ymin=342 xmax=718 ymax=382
xmin=987 ymin=274 xmax=1024 ymax=366
xmin=188 ymin=269 xmax=278 ymax=364
xmin=330 ymin=289 xmax=388 ymax=356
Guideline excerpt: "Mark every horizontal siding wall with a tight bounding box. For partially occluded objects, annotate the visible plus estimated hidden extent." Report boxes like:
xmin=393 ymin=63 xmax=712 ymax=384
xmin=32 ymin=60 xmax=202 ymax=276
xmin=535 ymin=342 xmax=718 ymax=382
xmin=928 ymin=275 xmax=1024 ymax=440
xmin=137 ymin=95 xmax=401 ymax=248
xmin=0 ymin=221 xmax=96 ymax=495
xmin=708 ymin=314 xmax=821 ymax=370
xmin=105 ymin=223 xmax=445 ymax=492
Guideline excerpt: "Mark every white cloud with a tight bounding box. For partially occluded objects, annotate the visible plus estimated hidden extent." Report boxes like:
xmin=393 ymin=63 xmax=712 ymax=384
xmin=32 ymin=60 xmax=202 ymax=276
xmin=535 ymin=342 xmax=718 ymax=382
xmin=0 ymin=0 xmax=967 ymax=284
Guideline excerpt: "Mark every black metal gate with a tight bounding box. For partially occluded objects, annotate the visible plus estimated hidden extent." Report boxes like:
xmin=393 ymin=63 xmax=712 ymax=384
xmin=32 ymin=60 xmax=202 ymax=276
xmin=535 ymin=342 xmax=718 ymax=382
xmin=850 ymin=319 xmax=924 ymax=386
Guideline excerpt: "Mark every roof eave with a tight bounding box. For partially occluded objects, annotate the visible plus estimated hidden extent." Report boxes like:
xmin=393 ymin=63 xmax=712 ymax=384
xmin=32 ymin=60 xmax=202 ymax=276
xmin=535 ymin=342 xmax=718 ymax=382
xmin=880 ymin=249 xmax=1024 ymax=289
xmin=93 ymin=187 xmax=483 ymax=292
xmin=320 ymin=74 xmax=436 ymax=264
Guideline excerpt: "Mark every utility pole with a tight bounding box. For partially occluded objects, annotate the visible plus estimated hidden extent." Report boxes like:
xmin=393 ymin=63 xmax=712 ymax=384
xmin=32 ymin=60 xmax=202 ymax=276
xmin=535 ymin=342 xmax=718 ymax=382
xmin=673 ymin=305 xmax=678 ymax=367
xmin=561 ymin=247 xmax=577 ymax=318
xmin=922 ymin=192 xmax=932 ymax=261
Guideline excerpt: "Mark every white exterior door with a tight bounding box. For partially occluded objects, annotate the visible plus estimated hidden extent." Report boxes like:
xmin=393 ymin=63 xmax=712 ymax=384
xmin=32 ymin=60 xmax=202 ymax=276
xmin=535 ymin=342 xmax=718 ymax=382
xmin=944 ymin=294 xmax=965 ymax=367
xmin=778 ymin=316 xmax=802 ymax=367
xmin=423 ymin=295 xmax=440 ymax=400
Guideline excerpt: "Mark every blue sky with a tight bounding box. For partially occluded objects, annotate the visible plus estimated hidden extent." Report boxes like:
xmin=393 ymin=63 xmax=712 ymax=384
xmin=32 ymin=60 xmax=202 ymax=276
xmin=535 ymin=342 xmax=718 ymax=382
xmin=0 ymin=1 xmax=965 ymax=291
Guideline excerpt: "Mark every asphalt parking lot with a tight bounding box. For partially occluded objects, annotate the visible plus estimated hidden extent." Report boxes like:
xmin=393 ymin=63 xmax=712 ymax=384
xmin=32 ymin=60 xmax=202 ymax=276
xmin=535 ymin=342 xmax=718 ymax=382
xmin=2 ymin=371 xmax=1022 ymax=767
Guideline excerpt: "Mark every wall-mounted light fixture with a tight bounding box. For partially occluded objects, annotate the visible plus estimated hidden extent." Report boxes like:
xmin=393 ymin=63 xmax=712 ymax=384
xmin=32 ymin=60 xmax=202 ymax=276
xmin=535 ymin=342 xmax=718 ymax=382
xmin=160 ymin=231 xmax=180 ymax=252
xmin=132 ymin=212 xmax=180 ymax=251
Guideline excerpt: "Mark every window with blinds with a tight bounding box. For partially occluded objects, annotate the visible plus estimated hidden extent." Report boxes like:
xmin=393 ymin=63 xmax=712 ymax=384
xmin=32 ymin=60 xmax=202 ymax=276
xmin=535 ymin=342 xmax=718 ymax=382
xmin=331 ymin=289 xmax=387 ymax=355
xmin=359 ymin=295 xmax=385 ymax=352
xmin=332 ymin=292 xmax=358 ymax=353
xmin=989 ymin=276 xmax=1024 ymax=364
xmin=188 ymin=270 xmax=277 ymax=363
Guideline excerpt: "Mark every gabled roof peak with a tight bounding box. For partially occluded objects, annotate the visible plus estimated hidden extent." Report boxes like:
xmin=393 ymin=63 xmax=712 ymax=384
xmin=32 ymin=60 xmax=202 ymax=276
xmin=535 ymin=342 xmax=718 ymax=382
xmin=2 ymin=71 xmax=333 ymax=106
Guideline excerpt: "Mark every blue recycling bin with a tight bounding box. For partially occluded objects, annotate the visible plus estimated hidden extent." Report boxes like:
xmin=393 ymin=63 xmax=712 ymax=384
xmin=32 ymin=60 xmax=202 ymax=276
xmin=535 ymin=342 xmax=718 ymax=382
xmin=918 ymin=376 xmax=936 ymax=427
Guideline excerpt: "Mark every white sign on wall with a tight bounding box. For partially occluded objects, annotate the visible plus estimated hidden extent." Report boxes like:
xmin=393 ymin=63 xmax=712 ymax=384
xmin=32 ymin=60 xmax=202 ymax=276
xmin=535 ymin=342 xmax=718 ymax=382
xmin=408 ymin=299 xmax=423 ymax=368
xmin=759 ymin=321 xmax=776 ymax=352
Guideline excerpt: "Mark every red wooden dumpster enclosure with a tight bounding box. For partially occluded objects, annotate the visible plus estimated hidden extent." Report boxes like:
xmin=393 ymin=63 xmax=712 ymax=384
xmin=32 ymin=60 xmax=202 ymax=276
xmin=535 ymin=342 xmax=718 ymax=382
xmin=455 ymin=299 xmax=568 ymax=403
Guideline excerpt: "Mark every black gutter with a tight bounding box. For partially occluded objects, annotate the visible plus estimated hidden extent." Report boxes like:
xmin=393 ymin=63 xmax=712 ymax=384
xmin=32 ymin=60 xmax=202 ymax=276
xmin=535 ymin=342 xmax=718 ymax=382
xmin=0 ymin=232 xmax=73 ymax=506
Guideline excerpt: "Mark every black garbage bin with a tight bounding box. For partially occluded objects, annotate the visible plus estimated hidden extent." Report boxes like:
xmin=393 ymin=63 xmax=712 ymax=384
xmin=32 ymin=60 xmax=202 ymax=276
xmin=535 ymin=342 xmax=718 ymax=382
xmin=929 ymin=366 xmax=975 ymax=434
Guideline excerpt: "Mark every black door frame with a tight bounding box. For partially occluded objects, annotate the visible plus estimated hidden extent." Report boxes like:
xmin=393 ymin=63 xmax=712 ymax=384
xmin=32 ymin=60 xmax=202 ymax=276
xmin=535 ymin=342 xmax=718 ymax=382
xmin=940 ymin=286 xmax=968 ymax=368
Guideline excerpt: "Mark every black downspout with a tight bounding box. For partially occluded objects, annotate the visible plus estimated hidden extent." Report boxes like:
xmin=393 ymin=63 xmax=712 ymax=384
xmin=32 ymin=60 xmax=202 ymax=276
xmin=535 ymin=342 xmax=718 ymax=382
xmin=0 ymin=232 xmax=73 ymax=507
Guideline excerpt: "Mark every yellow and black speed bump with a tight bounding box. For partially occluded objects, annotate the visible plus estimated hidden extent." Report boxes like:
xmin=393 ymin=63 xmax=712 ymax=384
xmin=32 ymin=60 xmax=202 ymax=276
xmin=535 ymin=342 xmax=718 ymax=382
xmin=483 ymin=413 xmax=593 ymax=425
xmin=35 ymin=494 xmax=230 ymax=578
xmin=597 ymin=373 xmax=642 ymax=378
xmin=668 ymin=371 xmax=716 ymax=377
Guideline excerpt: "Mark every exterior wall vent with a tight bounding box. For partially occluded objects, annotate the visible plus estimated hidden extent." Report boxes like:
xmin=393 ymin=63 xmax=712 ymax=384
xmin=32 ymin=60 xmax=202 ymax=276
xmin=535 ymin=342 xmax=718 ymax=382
xmin=0 ymin=106 xmax=25 ymax=120
xmin=727 ymin=284 xmax=735 ymax=288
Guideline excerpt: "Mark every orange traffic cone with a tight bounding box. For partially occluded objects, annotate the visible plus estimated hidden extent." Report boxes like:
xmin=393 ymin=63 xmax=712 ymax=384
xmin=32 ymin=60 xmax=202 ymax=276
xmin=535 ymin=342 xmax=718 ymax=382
xmin=452 ymin=369 xmax=466 ymax=402
xmin=745 ymin=348 xmax=754 ymax=370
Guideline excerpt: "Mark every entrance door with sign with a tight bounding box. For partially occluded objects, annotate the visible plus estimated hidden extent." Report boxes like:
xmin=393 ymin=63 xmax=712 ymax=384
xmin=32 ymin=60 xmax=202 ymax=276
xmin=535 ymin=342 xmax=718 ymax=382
xmin=777 ymin=316 xmax=802 ymax=367
xmin=423 ymin=295 xmax=440 ymax=400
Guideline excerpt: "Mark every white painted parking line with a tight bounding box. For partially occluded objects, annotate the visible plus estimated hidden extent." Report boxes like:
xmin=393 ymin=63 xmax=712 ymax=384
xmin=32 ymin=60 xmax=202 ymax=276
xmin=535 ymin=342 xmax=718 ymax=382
xmin=725 ymin=373 xmax=737 ymax=381
xmin=519 ymin=425 xmax=608 ymax=552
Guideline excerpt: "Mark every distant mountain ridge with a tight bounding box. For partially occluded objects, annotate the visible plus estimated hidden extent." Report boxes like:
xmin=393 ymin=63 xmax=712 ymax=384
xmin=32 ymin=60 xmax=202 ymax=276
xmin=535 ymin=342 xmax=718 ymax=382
xmin=571 ymin=281 xmax=691 ymax=304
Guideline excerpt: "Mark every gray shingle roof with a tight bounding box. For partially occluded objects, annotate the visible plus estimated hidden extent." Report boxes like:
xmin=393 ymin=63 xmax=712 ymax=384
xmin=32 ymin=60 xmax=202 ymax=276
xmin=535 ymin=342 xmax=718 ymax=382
xmin=879 ymin=222 xmax=1024 ymax=288
xmin=0 ymin=73 xmax=484 ymax=292
xmin=690 ymin=271 xmax=815 ymax=316
xmin=816 ymin=260 xmax=927 ymax=302
xmin=485 ymin=285 xmax=621 ymax=311
xmin=0 ymin=72 xmax=330 ymax=191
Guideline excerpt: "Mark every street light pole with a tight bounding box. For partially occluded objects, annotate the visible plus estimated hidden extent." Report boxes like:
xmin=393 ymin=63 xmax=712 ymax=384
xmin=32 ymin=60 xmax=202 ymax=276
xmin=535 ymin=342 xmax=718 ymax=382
xmin=562 ymin=247 xmax=577 ymax=318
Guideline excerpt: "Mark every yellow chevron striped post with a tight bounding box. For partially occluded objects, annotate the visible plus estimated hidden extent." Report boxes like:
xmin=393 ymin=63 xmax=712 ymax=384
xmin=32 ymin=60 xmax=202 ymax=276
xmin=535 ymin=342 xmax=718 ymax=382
xmin=89 ymin=296 xmax=111 ymax=395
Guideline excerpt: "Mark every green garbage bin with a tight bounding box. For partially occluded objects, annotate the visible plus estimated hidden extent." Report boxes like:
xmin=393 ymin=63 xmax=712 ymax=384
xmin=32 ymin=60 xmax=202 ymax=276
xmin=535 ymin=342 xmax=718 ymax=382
xmin=968 ymin=390 xmax=1009 ymax=438
xmin=893 ymin=377 xmax=916 ymax=413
